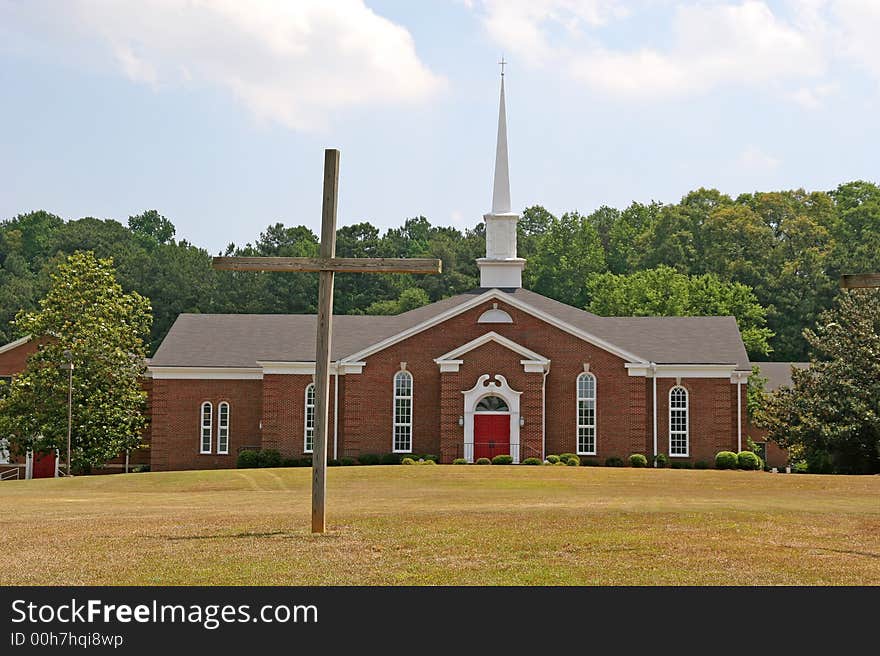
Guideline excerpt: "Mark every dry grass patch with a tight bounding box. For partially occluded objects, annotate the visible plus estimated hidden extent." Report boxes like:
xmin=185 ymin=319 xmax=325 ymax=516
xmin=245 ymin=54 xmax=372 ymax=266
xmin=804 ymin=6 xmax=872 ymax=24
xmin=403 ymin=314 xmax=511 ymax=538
xmin=1 ymin=466 xmax=878 ymax=585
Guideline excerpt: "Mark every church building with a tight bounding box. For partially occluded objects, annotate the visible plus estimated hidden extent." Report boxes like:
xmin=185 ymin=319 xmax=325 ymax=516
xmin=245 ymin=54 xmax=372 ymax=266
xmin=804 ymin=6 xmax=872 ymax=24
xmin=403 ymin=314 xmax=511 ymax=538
xmin=146 ymin=76 xmax=752 ymax=470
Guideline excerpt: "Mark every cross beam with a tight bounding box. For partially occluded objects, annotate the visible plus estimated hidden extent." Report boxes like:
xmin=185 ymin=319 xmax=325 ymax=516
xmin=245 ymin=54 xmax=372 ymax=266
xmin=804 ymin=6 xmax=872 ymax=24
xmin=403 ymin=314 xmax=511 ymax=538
xmin=212 ymin=148 xmax=440 ymax=534
xmin=840 ymin=273 xmax=880 ymax=289
xmin=213 ymin=256 xmax=441 ymax=274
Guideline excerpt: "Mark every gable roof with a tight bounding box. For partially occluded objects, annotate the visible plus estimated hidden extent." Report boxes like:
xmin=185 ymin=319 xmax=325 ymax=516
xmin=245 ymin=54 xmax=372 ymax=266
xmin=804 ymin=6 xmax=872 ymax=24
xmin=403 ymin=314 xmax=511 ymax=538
xmin=434 ymin=331 xmax=549 ymax=364
xmin=149 ymin=287 xmax=751 ymax=370
xmin=753 ymin=361 xmax=809 ymax=391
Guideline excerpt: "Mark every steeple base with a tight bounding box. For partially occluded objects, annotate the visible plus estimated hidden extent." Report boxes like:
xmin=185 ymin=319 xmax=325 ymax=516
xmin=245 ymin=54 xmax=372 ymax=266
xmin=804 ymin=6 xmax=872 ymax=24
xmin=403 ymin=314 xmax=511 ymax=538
xmin=477 ymin=258 xmax=525 ymax=289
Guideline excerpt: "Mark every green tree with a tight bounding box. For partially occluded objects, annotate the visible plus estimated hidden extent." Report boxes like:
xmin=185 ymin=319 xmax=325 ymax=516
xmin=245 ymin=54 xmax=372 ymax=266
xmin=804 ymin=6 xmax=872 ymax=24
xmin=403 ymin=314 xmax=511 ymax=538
xmin=128 ymin=209 xmax=176 ymax=246
xmin=0 ymin=252 xmax=152 ymax=469
xmin=586 ymin=266 xmax=774 ymax=357
xmin=756 ymin=289 xmax=880 ymax=474
xmin=526 ymin=211 xmax=606 ymax=308
xmin=364 ymin=287 xmax=430 ymax=315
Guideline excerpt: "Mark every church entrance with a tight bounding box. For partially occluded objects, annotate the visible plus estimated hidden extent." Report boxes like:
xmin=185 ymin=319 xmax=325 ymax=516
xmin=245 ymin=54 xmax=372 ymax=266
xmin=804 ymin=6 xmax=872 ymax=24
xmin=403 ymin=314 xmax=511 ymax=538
xmin=473 ymin=395 xmax=511 ymax=461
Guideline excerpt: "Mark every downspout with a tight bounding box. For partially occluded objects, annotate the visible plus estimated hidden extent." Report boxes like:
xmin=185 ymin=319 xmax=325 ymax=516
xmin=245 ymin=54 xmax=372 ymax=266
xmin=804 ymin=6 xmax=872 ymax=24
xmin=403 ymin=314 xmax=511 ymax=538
xmin=333 ymin=365 xmax=339 ymax=460
xmin=541 ymin=367 xmax=549 ymax=460
xmin=736 ymin=373 xmax=743 ymax=453
xmin=651 ymin=362 xmax=658 ymax=467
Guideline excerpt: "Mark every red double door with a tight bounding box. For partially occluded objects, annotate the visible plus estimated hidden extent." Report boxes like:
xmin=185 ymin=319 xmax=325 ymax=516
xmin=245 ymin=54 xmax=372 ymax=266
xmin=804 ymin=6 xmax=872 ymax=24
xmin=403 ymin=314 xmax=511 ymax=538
xmin=474 ymin=414 xmax=511 ymax=460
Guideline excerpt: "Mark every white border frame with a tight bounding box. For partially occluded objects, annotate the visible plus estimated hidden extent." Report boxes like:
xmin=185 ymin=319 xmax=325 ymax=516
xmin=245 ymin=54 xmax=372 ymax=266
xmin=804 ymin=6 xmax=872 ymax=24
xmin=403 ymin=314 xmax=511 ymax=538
xmin=462 ymin=374 xmax=522 ymax=463
xmin=576 ymin=372 xmax=597 ymax=456
xmin=200 ymin=401 xmax=213 ymax=454
xmin=217 ymin=401 xmax=230 ymax=455
xmin=392 ymin=371 xmax=413 ymax=453
xmin=668 ymin=385 xmax=689 ymax=458
xmin=304 ymin=383 xmax=315 ymax=454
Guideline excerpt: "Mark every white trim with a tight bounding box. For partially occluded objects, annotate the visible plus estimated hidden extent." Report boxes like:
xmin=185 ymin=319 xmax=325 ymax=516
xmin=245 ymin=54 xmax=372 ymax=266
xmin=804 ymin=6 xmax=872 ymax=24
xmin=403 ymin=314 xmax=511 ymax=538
xmin=333 ymin=372 xmax=339 ymax=460
xmin=217 ymin=401 xmax=230 ymax=455
xmin=151 ymin=366 xmax=263 ymax=380
xmin=462 ymin=374 xmax=522 ymax=463
xmin=257 ymin=361 xmax=364 ymax=375
xmin=651 ymin=363 xmax=658 ymax=465
xmin=737 ymin=378 xmax=743 ymax=453
xmin=477 ymin=308 xmax=513 ymax=324
xmin=304 ymin=383 xmax=315 ymax=454
xmin=392 ymin=370 xmax=413 ymax=453
xmin=576 ymin=372 xmax=597 ymax=456
xmin=668 ymin=386 xmax=689 ymax=458
xmin=433 ymin=331 xmax=550 ymax=374
xmin=0 ymin=334 xmax=32 ymax=356
xmin=341 ymin=289 xmax=647 ymax=366
xmin=200 ymin=401 xmax=213 ymax=454
xmin=626 ymin=363 xmax=738 ymax=378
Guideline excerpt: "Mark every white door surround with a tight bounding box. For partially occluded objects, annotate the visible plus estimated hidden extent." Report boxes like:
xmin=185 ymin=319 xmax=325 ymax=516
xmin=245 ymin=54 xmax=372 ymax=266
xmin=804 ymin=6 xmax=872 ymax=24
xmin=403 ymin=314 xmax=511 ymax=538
xmin=462 ymin=374 xmax=521 ymax=463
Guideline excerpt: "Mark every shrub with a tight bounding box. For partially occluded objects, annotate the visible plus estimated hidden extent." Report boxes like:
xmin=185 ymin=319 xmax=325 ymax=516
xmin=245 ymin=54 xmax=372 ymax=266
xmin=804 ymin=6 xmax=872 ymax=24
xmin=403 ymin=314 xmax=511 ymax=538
xmin=492 ymin=454 xmax=514 ymax=465
xmin=339 ymin=456 xmax=357 ymax=466
xmin=565 ymin=457 xmax=579 ymax=466
xmin=605 ymin=456 xmax=625 ymax=467
xmin=380 ymin=453 xmax=401 ymax=465
xmin=715 ymin=451 xmax=739 ymax=470
xmin=401 ymin=457 xmax=416 ymax=465
xmin=131 ymin=465 xmax=150 ymax=473
xmin=476 ymin=457 xmax=492 ymax=465
xmin=328 ymin=459 xmax=341 ymax=467
xmin=237 ymin=450 xmax=260 ymax=469
xmin=256 ymin=449 xmax=282 ymax=468
xmin=522 ymin=457 xmax=542 ymax=465
xmin=737 ymin=451 xmax=761 ymax=470
xmin=358 ymin=453 xmax=381 ymax=466
xmin=452 ymin=458 xmax=468 ymax=465
xmin=580 ymin=458 xmax=600 ymax=467
xmin=629 ymin=454 xmax=648 ymax=468
xmin=694 ymin=460 xmax=710 ymax=470
xmin=654 ymin=453 xmax=669 ymax=468
xmin=792 ymin=460 xmax=809 ymax=474
xmin=281 ymin=458 xmax=298 ymax=468
xmin=670 ymin=461 xmax=693 ymax=469
xmin=553 ymin=461 xmax=567 ymax=466
xmin=422 ymin=454 xmax=439 ymax=463
xmin=546 ymin=455 xmax=560 ymax=464
xmin=420 ymin=459 xmax=437 ymax=466
xmin=559 ymin=453 xmax=579 ymax=465
xmin=298 ymin=456 xmax=313 ymax=467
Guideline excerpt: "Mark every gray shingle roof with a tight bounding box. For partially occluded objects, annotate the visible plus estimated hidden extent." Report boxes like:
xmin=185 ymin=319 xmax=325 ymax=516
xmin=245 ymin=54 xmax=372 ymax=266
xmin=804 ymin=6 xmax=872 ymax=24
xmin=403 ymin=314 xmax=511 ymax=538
xmin=752 ymin=361 xmax=809 ymax=391
xmin=149 ymin=287 xmax=751 ymax=369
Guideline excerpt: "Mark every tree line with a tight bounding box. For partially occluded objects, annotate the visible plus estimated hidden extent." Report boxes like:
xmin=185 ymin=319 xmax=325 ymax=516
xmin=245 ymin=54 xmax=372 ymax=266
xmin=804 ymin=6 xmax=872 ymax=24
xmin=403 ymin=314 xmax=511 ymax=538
xmin=1 ymin=180 xmax=879 ymax=360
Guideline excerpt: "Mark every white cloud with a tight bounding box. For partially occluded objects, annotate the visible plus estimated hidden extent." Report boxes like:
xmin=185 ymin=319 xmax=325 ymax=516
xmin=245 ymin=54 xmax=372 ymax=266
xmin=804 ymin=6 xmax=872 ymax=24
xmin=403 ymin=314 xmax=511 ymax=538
xmin=1 ymin=0 xmax=444 ymax=131
xmin=738 ymin=145 xmax=781 ymax=173
xmin=790 ymin=83 xmax=838 ymax=109
xmin=830 ymin=0 xmax=880 ymax=78
xmin=469 ymin=1 xmax=861 ymax=101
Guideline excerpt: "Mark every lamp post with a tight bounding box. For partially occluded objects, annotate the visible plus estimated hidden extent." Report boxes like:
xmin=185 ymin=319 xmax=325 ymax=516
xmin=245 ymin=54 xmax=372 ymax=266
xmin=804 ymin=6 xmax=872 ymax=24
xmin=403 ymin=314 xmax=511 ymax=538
xmin=63 ymin=350 xmax=73 ymax=477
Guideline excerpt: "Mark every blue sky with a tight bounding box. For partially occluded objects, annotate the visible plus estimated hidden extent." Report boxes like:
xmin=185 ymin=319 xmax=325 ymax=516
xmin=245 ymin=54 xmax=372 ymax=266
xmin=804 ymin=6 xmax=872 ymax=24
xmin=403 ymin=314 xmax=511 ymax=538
xmin=1 ymin=1 xmax=878 ymax=253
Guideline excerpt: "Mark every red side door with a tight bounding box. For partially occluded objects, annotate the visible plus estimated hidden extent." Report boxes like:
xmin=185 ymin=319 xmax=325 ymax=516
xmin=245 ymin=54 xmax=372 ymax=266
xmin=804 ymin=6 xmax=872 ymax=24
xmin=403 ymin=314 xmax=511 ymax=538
xmin=32 ymin=450 xmax=56 ymax=478
xmin=474 ymin=414 xmax=511 ymax=460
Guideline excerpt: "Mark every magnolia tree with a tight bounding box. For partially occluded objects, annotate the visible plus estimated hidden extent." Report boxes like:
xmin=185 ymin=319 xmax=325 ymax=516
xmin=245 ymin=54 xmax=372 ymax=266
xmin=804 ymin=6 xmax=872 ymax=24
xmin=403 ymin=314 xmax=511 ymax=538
xmin=756 ymin=289 xmax=880 ymax=474
xmin=0 ymin=251 xmax=151 ymax=470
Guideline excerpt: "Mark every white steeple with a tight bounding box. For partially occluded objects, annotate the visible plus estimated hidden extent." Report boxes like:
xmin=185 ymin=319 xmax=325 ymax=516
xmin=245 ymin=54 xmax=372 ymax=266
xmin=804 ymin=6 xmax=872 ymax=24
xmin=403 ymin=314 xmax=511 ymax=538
xmin=478 ymin=61 xmax=525 ymax=289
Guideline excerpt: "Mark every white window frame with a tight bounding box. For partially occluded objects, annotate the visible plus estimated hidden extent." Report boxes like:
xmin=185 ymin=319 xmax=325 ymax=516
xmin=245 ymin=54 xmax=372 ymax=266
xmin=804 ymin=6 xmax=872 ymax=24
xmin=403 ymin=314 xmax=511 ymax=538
xmin=217 ymin=401 xmax=230 ymax=455
xmin=200 ymin=401 xmax=213 ymax=454
xmin=669 ymin=385 xmax=689 ymax=457
xmin=304 ymin=383 xmax=315 ymax=454
xmin=392 ymin=371 xmax=413 ymax=453
xmin=576 ymin=372 xmax=597 ymax=455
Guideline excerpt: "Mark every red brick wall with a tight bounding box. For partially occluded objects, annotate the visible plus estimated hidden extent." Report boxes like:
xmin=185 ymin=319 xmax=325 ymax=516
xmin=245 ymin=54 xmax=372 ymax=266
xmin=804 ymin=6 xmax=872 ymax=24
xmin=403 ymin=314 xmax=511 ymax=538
xmin=0 ymin=338 xmax=40 ymax=375
xmin=341 ymin=299 xmax=647 ymax=462
xmin=150 ymin=378 xmax=263 ymax=471
xmin=653 ymin=378 xmax=739 ymax=465
xmin=261 ymin=373 xmax=337 ymax=460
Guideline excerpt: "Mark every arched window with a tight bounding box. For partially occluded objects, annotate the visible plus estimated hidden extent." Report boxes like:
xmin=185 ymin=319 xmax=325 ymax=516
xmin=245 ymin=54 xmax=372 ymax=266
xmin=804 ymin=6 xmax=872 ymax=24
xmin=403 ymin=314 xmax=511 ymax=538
xmin=200 ymin=402 xmax=212 ymax=454
xmin=576 ymin=373 xmax=596 ymax=455
xmin=669 ymin=386 xmax=689 ymax=457
xmin=304 ymin=383 xmax=315 ymax=453
xmin=475 ymin=395 xmax=509 ymax=412
xmin=393 ymin=371 xmax=413 ymax=453
xmin=217 ymin=402 xmax=230 ymax=455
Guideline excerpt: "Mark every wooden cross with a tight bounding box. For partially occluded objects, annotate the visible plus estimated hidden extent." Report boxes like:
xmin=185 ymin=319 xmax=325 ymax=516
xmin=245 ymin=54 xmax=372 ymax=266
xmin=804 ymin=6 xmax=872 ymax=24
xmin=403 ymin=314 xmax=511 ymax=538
xmin=840 ymin=273 xmax=880 ymax=289
xmin=213 ymin=149 xmax=441 ymax=533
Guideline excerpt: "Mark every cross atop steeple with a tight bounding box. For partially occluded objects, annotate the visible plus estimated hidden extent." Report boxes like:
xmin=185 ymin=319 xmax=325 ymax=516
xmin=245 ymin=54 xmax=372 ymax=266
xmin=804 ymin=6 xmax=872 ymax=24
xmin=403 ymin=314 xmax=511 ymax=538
xmin=499 ymin=56 xmax=506 ymax=76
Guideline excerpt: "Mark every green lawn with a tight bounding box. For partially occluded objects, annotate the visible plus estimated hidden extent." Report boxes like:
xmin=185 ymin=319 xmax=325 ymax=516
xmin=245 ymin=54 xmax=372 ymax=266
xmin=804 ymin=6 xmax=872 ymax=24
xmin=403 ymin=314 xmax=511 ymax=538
xmin=1 ymin=466 xmax=878 ymax=585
